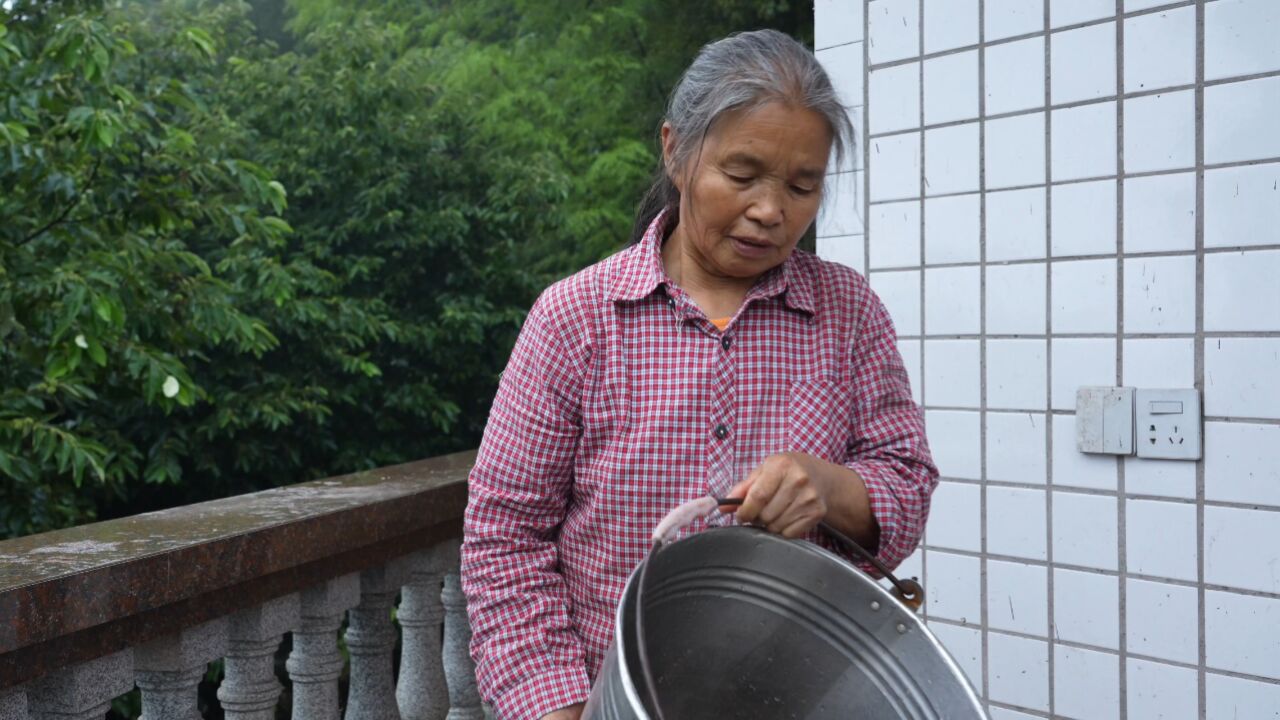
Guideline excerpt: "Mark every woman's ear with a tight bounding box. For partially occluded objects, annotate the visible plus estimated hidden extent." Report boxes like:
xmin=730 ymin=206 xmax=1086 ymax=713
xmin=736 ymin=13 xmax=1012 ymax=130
xmin=660 ymin=122 xmax=683 ymax=193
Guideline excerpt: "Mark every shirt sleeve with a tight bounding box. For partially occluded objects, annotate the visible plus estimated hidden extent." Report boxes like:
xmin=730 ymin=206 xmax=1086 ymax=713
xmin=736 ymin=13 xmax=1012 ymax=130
xmin=460 ymin=294 xmax=593 ymax=720
xmin=839 ymin=285 xmax=939 ymax=574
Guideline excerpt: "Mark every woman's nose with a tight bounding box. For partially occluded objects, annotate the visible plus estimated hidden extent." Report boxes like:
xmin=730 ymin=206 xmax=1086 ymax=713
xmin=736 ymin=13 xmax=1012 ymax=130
xmin=745 ymin=185 xmax=784 ymax=226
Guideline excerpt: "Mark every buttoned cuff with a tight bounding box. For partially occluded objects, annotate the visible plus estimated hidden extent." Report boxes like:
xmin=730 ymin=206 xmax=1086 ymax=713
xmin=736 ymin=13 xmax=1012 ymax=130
xmin=844 ymin=459 xmax=911 ymax=573
xmin=492 ymin=664 xmax=593 ymax=720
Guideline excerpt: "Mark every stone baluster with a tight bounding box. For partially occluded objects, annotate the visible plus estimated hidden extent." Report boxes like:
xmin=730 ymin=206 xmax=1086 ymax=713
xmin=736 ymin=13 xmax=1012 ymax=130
xmin=28 ymin=649 xmax=134 ymax=720
xmin=218 ymin=594 xmax=300 ymax=720
xmin=441 ymin=549 xmax=483 ymax=720
xmin=396 ymin=544 xmax=452 ymax=720
xmin=134 ymin=618 xmax=229 ymax=720
xmin=344 ymin=558 xmax=410 ymax=720
xmin=0 ymin=686 xmax=28 ymax=720
xmin=287 ymin=573 xmax=360 ymax=720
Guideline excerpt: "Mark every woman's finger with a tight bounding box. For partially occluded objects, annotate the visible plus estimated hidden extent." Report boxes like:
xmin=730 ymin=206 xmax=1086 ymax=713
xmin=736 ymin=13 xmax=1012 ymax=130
xmin=736 ymin=465 xmax=780 ymax=524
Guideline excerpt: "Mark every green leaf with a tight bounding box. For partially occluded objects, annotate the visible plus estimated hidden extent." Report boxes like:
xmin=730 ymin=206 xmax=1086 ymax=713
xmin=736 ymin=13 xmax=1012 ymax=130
xmin=88 ymin=342 xmax=107 ymax=367
xmin=184 ymin=28 xmax=216 ymax=59
xmin=93 ymin=295 xmax=113 ymax=322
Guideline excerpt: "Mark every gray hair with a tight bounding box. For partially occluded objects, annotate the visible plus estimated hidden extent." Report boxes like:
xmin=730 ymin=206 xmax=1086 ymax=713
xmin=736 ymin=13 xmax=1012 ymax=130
xmin=629 ymin=28 xmax=855 ymax=245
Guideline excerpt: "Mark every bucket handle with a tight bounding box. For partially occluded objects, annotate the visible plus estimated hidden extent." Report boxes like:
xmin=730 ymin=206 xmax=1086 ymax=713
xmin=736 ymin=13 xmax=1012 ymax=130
xmin=650 ymin=496 xmax=925 ymax=612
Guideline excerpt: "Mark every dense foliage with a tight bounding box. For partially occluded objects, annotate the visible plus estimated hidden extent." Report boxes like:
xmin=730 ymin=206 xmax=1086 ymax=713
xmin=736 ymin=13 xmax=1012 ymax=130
xmin=0 ymin=0 xmax=812 ymax=539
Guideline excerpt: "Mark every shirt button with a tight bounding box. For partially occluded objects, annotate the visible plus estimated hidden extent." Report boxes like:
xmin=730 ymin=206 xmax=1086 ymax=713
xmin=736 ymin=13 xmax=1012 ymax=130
xmin=713 ymin=424 xmax=729 ymax=440
xmin=721 ymin=337 xmax=732 ymax=351
xmin=667 ymin=297 xmax=676 ymax=308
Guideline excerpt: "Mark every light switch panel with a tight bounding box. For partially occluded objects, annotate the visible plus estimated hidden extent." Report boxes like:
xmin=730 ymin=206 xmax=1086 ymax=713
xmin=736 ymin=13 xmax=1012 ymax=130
xmin=1076 ymin=386 xmax=1135 ymax=455
xmin=1135 ymin=388 xmax=1202 ymax=460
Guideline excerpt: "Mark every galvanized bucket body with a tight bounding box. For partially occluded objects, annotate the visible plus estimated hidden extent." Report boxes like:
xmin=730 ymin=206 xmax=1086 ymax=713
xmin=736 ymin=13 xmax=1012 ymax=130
xmin=583 ymin=527 xmax=986 ymax=719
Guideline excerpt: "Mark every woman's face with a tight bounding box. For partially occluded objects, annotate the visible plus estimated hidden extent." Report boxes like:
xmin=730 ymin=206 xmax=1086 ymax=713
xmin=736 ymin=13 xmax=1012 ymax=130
xmin=664 ymin=102 xmax=833 ymax=281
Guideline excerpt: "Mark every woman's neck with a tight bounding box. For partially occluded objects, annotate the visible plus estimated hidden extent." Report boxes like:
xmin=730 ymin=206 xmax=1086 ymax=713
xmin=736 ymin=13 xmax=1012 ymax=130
xmin=661 ymin=223 xmax=754 ymax=319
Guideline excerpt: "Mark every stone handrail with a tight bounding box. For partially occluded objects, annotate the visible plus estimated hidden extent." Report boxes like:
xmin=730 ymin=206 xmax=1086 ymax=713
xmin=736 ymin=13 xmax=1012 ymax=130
xmin=0 ymin=450 xmax=486 ymax=719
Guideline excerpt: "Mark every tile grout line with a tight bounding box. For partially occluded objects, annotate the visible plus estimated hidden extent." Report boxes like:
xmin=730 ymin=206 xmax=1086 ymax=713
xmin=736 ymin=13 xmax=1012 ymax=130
xmin=1114 ymin=2 xmax=1129 ymax=716
xmin=854 ymin=244 xmax=1280 ymax=272
xmin=914 ymin=0 xmax=932 ymax=634
xmin=1041 ymin=0 xmax=1056 ymax=716
xmin=974 ymin=0 xmax=991 ymax=710
xmin=1194 ymin=1 xmax=1208 ymax=717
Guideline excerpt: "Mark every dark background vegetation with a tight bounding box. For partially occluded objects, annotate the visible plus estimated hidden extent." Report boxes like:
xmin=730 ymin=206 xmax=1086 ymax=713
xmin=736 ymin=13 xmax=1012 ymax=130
xmin=1 ymin=0 xmax=812 ymax=538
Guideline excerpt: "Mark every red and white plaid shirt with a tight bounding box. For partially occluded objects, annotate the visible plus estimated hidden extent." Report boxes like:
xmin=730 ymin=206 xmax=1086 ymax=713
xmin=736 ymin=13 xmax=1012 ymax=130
xmin=461 ymin=213 xmax=938 ymax=720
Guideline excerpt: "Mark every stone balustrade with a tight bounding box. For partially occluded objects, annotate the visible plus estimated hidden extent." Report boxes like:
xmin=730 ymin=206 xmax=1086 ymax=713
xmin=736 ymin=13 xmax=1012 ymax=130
xmin=0 ymin=451 xmax=491 ymax=719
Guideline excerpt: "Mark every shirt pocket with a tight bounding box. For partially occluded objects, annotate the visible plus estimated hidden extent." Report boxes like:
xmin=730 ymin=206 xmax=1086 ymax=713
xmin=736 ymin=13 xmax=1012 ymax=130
xmin=787 ymin=376 xmax=855 ymax=462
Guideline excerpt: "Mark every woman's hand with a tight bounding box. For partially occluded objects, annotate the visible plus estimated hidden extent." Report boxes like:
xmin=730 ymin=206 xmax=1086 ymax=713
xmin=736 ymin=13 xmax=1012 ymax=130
xmin=540 ymin=702 xmax=585 ymax=720
xmin=720 ymin=452 xmax=879 ymax=547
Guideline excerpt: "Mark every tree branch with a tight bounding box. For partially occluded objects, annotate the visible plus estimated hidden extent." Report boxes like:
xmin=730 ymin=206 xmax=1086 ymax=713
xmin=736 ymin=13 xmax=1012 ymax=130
xmin=15 ymin=157 xmax=101 ymax=248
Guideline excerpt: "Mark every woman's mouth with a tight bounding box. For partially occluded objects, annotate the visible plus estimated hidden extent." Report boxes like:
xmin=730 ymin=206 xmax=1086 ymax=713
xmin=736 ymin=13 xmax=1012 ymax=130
xmin=730 ymin=236 xmax=773 ymax=258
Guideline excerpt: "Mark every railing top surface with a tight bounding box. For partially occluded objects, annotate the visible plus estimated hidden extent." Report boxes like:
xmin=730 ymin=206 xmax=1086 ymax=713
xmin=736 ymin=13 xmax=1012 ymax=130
xmin=0 ymin=449 xmax=474 ymax=681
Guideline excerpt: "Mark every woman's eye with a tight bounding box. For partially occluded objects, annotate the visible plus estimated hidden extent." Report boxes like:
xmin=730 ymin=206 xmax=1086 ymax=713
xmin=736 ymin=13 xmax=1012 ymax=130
xmin=726 ymin=174 xmax=753 ymax=184
xmin=791 ymin=185 xmax=817 ymax=196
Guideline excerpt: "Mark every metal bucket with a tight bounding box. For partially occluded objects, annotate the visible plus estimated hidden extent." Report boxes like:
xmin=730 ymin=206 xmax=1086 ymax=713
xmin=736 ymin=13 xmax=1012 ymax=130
xmin=583 ymin=527 xmax=986 ymax=719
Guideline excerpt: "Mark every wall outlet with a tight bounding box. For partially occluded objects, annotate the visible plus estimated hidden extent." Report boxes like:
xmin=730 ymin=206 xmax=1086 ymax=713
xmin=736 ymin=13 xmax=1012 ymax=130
xmin=1135 ymin=388 xmax=1202 ymax=461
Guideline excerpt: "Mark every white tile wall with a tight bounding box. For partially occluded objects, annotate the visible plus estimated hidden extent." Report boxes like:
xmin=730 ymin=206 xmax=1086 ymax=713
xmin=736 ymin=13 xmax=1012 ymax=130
xmin=1205 ymin=0 xmax=1280 ymax=81
xmin=1050 ymin=179 xmax=1117 ymax=256
xmin=1127 ymin=658 xmax=1199 ymax=720
xmin=986 ymin=340 xmax=1047 ymax=410
xmin=987 ymin=709 xmax=1041 ymax=720
xmin=1052 ymin=414 xmax=1118 ymax=490
xmin=924 ymin=194 xmax=980 ymax=264
xmin=924 ymin=51 xmax=979 ymax=125
xmin=818 ymin=172 xmax=866 ymax=237
xmin=1124 ymin=456 xmax=1197 ymax=500
xmin=924 ymin=122 xmax=980 ymax=196
xmin=985 ymin=0 xmax=1045 ymax=42
xmin=1126 ymin=499 xmax=1198 ymax=582
xmin=925 ymin=410 xmax=982 ymax=479
xmin=988 ymin=632 xmax=1050 ymax=712
xmin=1050 ymin=339 xmax=1117 ymax=411
xmin=1052 ymin=491 xmax=1117 ymax=571
xmin=1204 ymin=505 xmax=1280 ymax=594
xmin=928 ymin=621 xmax=983 ymax=689
xmin=1122 ymin=338 xmax=1194 ymax=389
xmin=1051 ymin=259 xmax=1117 ymax=333
xmin=1206 ymin=672 xmax=1280 ymax=720
xmin=816 ymin=235 xmax=865 ymax=274
xmin=1204 ymin=75 xmax=1280 ymax=165
xmin=985 ymin=38 xmax=1046 ymax=116
xmin=924 ymin=338 xmax=981 ymax=406
xmin=1127 ymin=578 xmax=1199 ymax=664
xmin=986 ymin=187 xmax=1047 ymax=261
xmin=923 ymin=0 xmax=979 ymax=53
xmin=869 ymin=200 xmax=921 ymax=268
xmin=868 ymin=0 xmax=920 ymax=64
xmin=1124 ymin=6 xmax=1197 ymax=93
xmin=819 ymin=42 xmax=866 ymax=108
xmin=1123 ymin=172 xmax=1197 ymax=253
xmin=870 ymin=132 xmax=921 ymax=201
xmin=1123 ymin=255 xmax=1197 ymax=334
xmin=870 ymin=62 xmax=920 ymax=134
xmin=984 ymin=113 xmax=1046 ymax=190
xmin=1051 ymin=101 xmax=1117 ymax=181
xmin=1204 ymin=250 xmax=1280 ymax=331
xmin=1205 ymin=590 xmax=1280 ymax=680
xmin=1051 ymin=22 xmax=1117 ymax=105
xmin=1124 ymin=90 xmax=1196 ymax=174
xmin=822 ymin=0 xmax=1280 ymax=712
xmin=1055 ymin=646 xmax=1121 ymax=720
xmin=924 ymin=267 xmax=981 ymax=335
xmin=814 ymin=0 xmax=864 ymax=50
xmin=1050 ymin=0 xmax=1115 ymax=29
xmin=925 ymin=550 xmax=982 ymax=623
xmin=1053 ymin=567 xmax=1120 ymax=650
xmin=1204 ymin=338 xmax=1280 ymax=419
xmin=986 ymin=411 xmax=1048 ymax=485
xmin=1204 ymin=421 xmax=1280 ymax=507
xmin=987 ymin=486 xmax=1047 ymax=560
xmin=926 ymin=480 xmax=981 ymax=552
xmin=986 ymin=262 xmax=1047 ymax=334
xmin=1203 ymin=162 xmax=1280 ymax=248
xmin=986 ymin=559 xmax=1048 ymax=636
xmin=870 ymin=269 xmax=921 ymax=335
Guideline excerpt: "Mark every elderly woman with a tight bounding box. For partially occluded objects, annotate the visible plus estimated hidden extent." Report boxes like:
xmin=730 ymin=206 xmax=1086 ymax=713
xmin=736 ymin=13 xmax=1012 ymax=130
xmin=461 ymin=29 xmax=937 ymax=720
